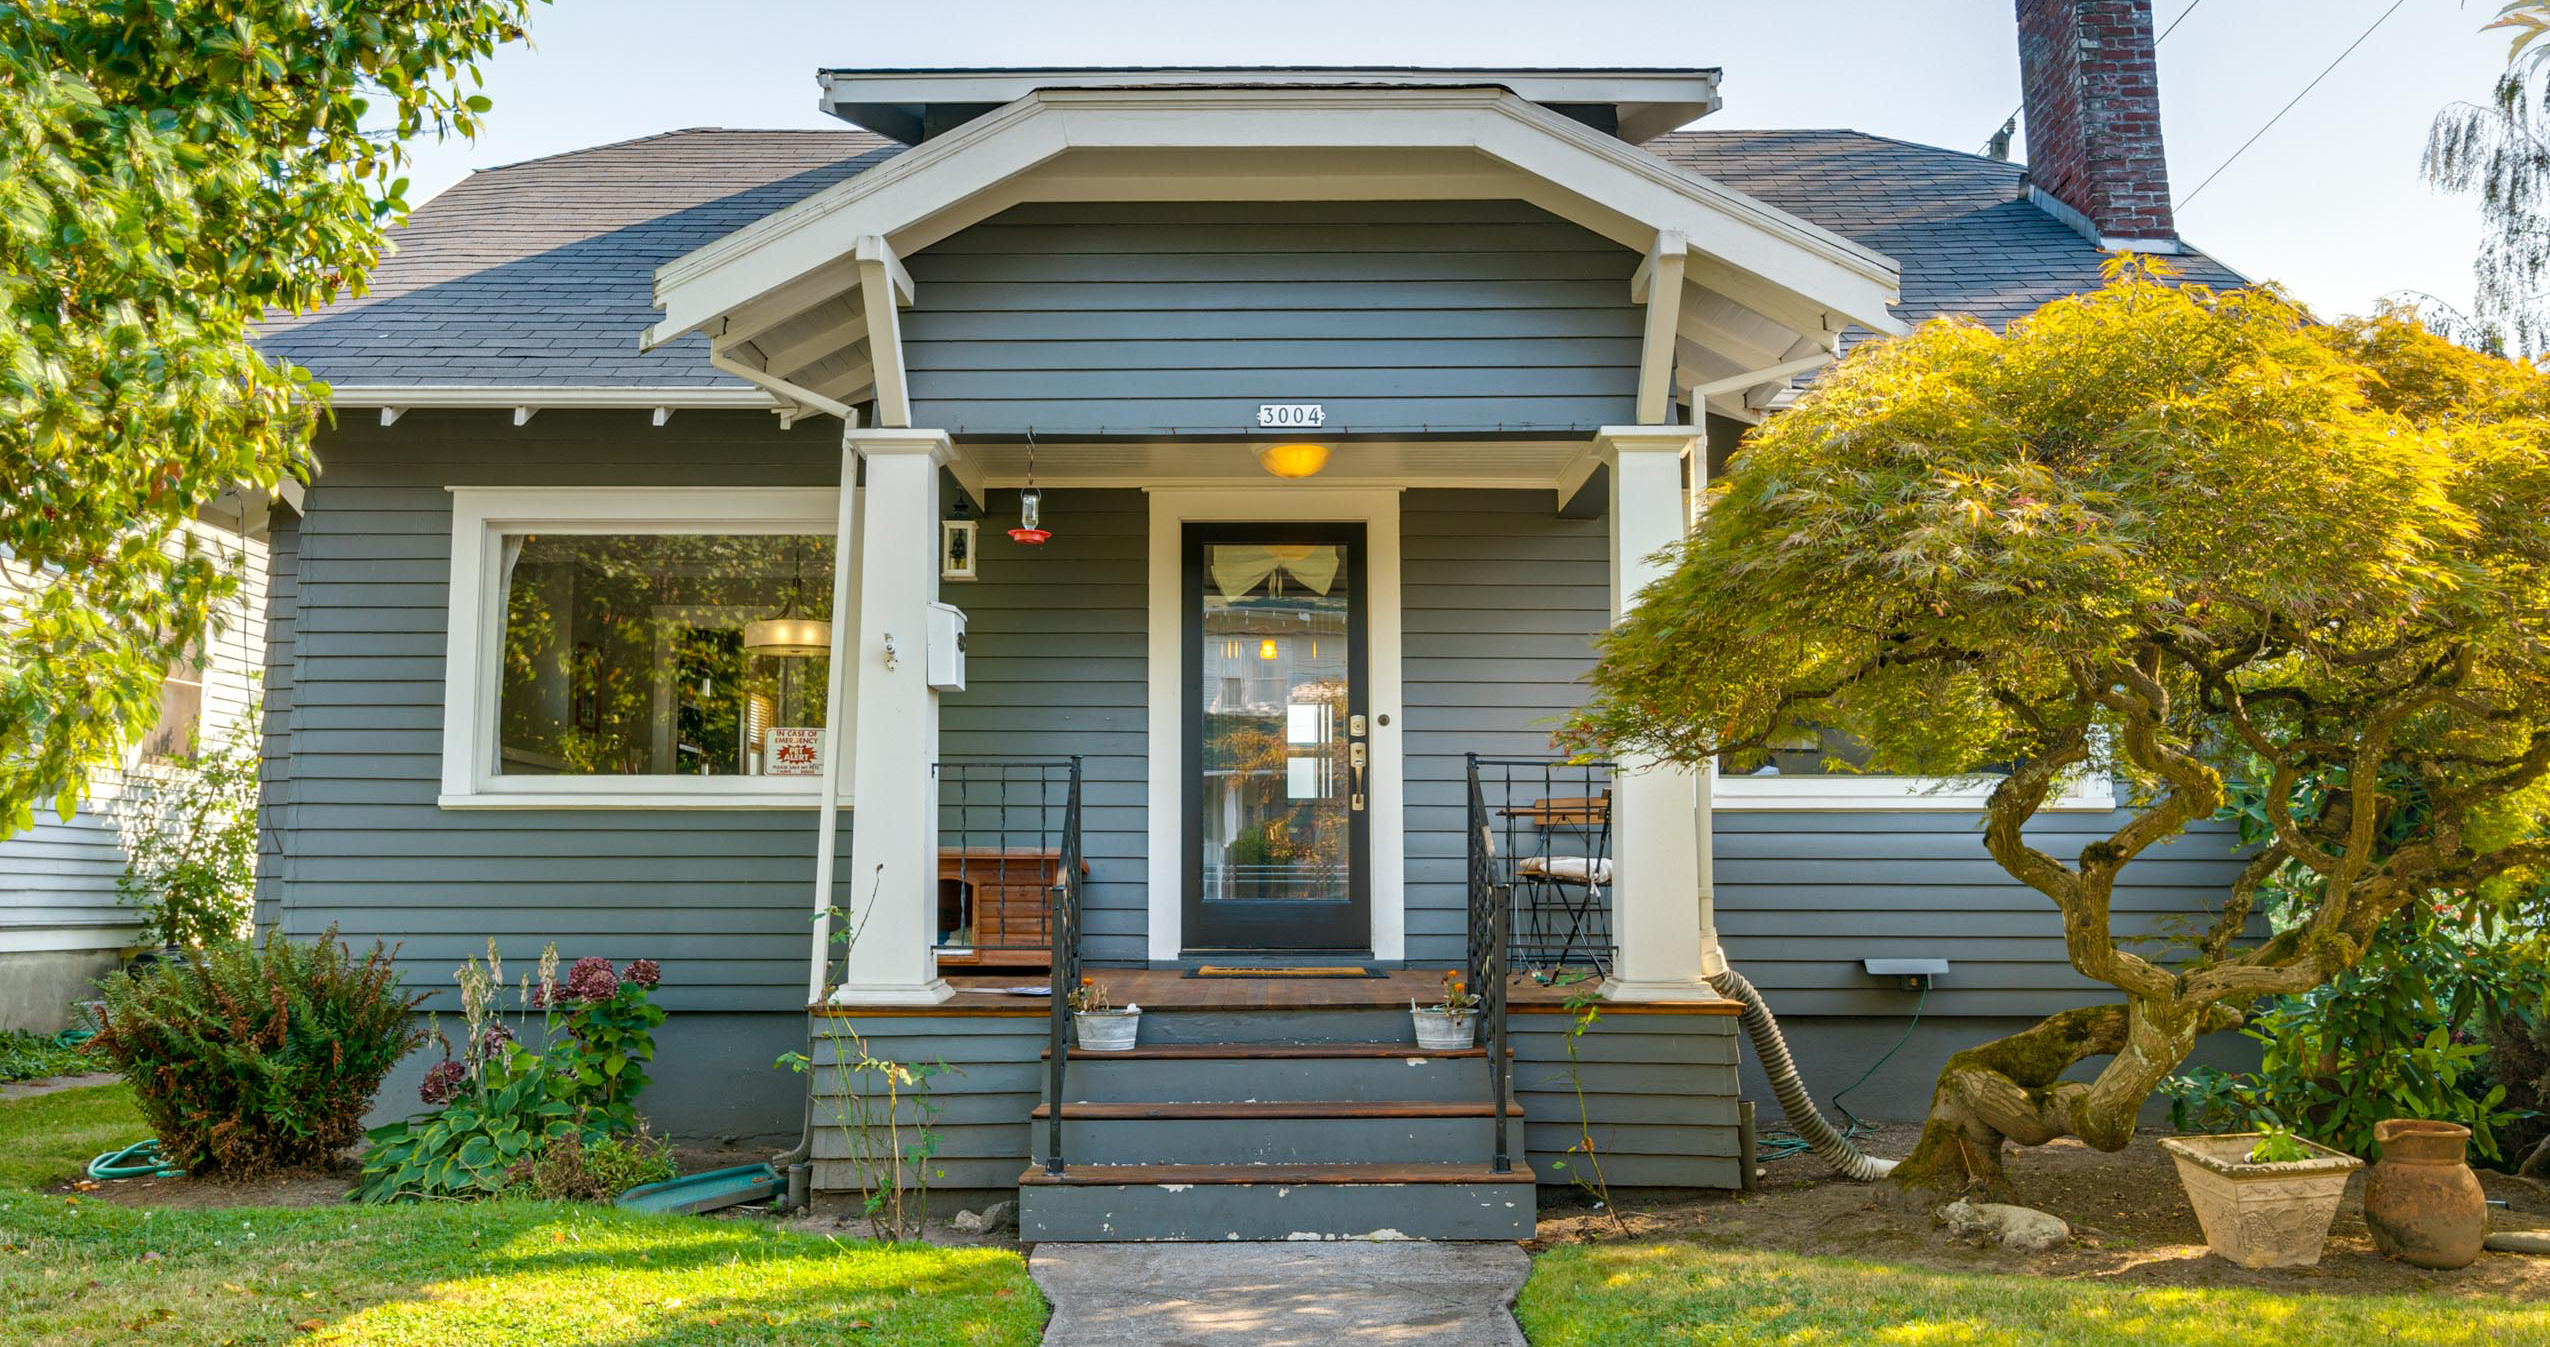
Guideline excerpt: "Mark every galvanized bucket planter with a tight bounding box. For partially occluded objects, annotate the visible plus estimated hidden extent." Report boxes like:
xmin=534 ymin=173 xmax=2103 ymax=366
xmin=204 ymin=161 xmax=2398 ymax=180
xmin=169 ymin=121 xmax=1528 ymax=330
xmin=1075 ymin=1008 xmax=1140 ymax=1052
xmin=1410 ymin=1006 xmax=1476 ymax=1051
xmin=2160 ymin=1133 xmax=2363 ymax=1269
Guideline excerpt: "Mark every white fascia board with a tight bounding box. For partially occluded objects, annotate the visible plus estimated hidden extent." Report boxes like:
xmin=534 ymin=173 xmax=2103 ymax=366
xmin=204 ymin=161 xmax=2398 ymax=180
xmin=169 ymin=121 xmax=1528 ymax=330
xmin=646 ymin=87 xmax=1905 ymax=351
xmin=328 ymin=385 xmax=779 ymax=410
xmin=1715 ymin=772 xmax=2117 ymax=813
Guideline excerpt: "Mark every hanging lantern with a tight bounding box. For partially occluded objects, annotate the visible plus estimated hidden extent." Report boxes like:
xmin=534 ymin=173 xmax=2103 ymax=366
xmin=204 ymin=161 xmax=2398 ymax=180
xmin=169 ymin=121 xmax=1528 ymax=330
xmin=1009 ymin=430 xmax=1053 ymax=544
xmin=1256 ymin=441 xmax=1330 ymax=479
xmin=741 ymin=616 xmax=830 ymax=656
xmin=743 ymin=536 xmax=830 ymax=655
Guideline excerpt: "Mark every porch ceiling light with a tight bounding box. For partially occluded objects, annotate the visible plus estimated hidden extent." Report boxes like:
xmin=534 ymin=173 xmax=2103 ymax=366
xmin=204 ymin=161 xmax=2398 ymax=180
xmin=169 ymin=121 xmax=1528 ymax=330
xmin=743 ymin=617 xmax=831 ymax=657
xmin=1256 ymin=442 xmax=1330 ymax=479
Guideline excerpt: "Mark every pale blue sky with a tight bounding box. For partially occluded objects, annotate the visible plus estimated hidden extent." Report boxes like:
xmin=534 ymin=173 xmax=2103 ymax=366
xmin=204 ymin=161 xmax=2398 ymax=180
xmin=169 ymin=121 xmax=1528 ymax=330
xmin=399 ymin=0 xmax=2512 ymax=322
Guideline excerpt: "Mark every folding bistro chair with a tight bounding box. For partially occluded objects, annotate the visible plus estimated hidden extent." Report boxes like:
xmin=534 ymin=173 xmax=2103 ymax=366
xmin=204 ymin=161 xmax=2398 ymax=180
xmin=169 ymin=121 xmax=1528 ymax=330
xmin=1509 ymin=792 xmax=1613 ymax=977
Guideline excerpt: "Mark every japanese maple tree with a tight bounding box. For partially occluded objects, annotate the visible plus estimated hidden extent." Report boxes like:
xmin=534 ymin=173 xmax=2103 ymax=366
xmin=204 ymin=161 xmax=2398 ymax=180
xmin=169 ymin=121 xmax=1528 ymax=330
xmin=1563 ymin=261 xmax=2550 ymax=1196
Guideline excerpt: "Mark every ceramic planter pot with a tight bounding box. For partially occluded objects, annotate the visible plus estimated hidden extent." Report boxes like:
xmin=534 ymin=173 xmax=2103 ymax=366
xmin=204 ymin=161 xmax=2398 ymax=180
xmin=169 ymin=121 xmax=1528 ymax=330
xmin=2160 ymin=1133 xmax=2364 ymax=1269
xmin=2364 ymin=1118 xmax=2486 ymax=1270
xmin=1410 ymin=1006 xmax=1476 ymax=1050
xmin=1074 ymin=1008 xmax=1139 ymax=1052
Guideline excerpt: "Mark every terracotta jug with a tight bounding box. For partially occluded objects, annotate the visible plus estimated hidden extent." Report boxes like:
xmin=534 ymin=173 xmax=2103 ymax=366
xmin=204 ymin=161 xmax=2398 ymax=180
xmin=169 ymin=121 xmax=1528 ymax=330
xmin=2363 ymin=1118 xmax=2486 ymax=1270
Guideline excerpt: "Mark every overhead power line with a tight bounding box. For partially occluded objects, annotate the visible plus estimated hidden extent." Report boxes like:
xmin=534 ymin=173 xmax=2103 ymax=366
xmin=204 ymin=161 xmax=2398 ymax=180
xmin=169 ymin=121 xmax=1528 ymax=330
xmin=2178 ymin=0 xmax=2410 ymax=207
xmin=1982 ymin=0 xmax=2209 ymax=159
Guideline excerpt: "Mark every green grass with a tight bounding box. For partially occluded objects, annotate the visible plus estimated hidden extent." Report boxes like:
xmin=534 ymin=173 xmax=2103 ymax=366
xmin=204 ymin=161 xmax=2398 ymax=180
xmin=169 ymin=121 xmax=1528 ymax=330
xmin=0 ymin=1084 xmax=144 ymax=1193
xmin=1517 ymin=1243 xmax=2550 ymax=1347
xmin=0 ymin=1086 xmax=1045 ymax=1346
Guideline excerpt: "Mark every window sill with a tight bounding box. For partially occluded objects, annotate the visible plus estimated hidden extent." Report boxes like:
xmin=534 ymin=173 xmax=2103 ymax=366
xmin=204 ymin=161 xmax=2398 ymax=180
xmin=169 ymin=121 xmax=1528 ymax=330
xmin=1713 ymin=774 xmax=2115 ymax=813
xmin=437 ymin=791 xmax=854 ymax=811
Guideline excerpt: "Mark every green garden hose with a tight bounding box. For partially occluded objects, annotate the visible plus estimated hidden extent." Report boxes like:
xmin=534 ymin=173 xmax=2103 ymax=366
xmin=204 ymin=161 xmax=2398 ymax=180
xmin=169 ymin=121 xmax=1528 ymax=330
xmin=87 ymin=1140 xmax=182 ymax=1181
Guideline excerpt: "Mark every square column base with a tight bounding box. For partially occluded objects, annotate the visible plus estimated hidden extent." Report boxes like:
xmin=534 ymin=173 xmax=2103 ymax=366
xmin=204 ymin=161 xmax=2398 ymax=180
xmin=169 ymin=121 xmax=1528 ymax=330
xmin=827 ymin=977 xmax=956 ymax=1007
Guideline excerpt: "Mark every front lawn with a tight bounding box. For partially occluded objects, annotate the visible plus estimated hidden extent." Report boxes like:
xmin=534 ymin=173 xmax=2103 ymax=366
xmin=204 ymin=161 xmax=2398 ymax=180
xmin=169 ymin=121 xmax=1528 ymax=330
xmin=0 ymin=1085 xmax=1044 ymax=1346
xmin=1518 ymin=1243 xmax=2550 ymax=1347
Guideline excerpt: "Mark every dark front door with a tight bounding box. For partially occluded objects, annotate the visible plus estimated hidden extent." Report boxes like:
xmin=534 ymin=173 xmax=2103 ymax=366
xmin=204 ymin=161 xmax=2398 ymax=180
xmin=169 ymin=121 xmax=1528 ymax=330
xmin=1182 ymin=523 xmax=1371 ymax=953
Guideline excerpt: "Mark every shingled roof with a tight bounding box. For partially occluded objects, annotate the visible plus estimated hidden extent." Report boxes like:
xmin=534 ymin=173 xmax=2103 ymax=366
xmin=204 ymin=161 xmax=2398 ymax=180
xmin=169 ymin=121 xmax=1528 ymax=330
xmin=257 ymin=125 xmax=2244 ymax=390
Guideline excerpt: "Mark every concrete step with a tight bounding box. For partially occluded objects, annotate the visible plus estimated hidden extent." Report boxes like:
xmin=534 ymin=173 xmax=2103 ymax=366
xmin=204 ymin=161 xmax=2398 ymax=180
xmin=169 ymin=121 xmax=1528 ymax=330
xmin=1049 ymin=1042 xmax=1495 ymax=1104
xmin=1031 ymin=1099 xmax=1522 ymax=1166
xmin=1017 ymin=1162 xmax=1538 ymax=1242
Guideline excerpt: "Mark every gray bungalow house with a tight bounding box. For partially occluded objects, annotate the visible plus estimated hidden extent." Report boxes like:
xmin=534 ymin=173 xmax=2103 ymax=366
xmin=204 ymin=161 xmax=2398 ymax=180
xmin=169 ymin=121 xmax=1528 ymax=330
xmin=255 ymin=0 xmax=2252 ymax=1238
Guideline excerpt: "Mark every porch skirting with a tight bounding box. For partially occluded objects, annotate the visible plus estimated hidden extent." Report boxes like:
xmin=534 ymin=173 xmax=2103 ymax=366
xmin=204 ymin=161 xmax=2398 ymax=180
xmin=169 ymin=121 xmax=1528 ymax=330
xmin=806 ymin=985 xmax=1742 ymax=1195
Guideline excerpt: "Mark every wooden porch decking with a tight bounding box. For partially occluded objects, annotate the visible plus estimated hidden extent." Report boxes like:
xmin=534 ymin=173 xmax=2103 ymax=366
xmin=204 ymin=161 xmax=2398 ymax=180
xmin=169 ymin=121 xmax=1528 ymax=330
xmin=814 ymin=968 xmax=1736 ymax=1016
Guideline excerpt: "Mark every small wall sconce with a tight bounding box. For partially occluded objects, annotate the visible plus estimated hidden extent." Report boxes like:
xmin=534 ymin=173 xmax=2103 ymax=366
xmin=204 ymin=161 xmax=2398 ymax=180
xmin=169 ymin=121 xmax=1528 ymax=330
xmin=942 ymin=518 xmax=978 ymax=581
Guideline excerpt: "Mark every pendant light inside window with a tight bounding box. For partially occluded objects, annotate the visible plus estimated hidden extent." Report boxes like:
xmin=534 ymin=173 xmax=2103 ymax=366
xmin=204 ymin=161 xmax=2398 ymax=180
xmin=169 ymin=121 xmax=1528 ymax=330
xmin=744 ymin=536 xmax=832 ymax=655
xmin=1009 ymin=430 xmax=1053 ymax=545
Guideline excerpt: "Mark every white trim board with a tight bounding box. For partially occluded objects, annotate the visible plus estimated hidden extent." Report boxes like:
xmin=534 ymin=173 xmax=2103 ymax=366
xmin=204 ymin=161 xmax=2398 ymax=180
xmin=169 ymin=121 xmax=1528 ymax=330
xmin=1714 ymin=772 xmax=2117 ymax=813
xmin=1144 ymin=487 xmax=1406 ymax=963
xmin=438 ymin=486 xmax=857 ymax=809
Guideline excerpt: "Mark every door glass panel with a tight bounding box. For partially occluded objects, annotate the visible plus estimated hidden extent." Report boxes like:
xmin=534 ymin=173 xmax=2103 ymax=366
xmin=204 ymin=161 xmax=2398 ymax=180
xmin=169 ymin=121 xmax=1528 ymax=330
xmin=1199 ymin=543 xmax=1351 ymax=905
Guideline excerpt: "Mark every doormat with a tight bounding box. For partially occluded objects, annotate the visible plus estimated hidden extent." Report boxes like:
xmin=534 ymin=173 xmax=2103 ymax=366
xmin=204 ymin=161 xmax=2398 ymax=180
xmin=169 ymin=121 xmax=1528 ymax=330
xmin=1182 ymin=965 xmax=1383 ymax=979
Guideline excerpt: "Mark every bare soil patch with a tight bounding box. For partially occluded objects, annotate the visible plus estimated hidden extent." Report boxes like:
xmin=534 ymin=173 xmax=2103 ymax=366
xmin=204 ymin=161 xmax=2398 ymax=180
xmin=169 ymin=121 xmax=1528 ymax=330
xmin=1531 ymin=1122 xmax=2550 ymax=1299
xmin=54 ymin=1140 xmax=775 ymax=1210
xmin=63 ymin=1158 xmax=357 ymax=1210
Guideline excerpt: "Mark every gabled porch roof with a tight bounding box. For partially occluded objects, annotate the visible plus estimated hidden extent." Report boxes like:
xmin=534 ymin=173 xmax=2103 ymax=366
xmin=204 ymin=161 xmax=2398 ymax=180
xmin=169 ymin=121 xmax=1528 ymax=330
xmin=641 ymin=84 xmax=1909 ymax=432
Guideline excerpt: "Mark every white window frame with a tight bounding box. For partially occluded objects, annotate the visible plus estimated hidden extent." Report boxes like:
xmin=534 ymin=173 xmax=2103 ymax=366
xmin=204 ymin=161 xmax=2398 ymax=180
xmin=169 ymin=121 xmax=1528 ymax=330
xmin=438 ymin=486 xmax=854 ymax=810
xmin=1713 ymin=769 xmax=2115 ymax=812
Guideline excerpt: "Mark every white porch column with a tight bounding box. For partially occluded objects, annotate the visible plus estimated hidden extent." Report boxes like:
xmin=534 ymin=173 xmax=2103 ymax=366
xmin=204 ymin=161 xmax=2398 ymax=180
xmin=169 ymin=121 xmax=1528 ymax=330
xmin=1596 ymin=427 xmax=1717 ymax=1001
xmin=831 ymin=428 xmax=955 ymax=1004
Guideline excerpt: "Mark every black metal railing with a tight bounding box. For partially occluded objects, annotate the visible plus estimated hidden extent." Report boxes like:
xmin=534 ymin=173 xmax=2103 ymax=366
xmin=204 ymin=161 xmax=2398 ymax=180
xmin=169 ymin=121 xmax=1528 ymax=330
xmin=1045 ymin=758 xmax=1084 ymax=1175
xmin=1469 ymin=756 xmax=1617 ymax=982
xmin=1464 ymin=754 xmax=1513 ymax=1173
xmin=933 ymin=758 xmax=1082 ymax=965
xmin=1468 ymin=754 xmax=1619 ymax=1176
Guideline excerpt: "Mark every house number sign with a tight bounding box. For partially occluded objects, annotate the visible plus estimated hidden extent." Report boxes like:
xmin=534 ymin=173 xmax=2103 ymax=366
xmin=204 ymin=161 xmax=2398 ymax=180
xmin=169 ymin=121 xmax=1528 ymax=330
xmin=1256 ymin=403 xmax=1326 ymax=428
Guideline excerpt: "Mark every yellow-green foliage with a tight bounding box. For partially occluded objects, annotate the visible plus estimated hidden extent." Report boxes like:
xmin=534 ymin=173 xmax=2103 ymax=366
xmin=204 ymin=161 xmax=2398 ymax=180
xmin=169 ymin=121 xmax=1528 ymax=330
xmin=1568 ymin=268 xmax=2550 ymax=903
xmin=1570 ymin=264 xmax=2550 ymax=786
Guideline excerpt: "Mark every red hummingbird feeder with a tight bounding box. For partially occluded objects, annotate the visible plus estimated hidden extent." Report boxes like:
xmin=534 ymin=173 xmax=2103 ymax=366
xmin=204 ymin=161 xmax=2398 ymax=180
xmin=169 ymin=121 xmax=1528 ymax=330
xmin=1009 ymin=433 xmax=1052 ymax=545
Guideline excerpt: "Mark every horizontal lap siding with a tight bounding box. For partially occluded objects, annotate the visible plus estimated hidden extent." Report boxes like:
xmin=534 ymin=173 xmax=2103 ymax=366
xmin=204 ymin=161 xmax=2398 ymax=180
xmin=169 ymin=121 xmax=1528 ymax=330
xmin=1513 ymin=1013 xmax=1743 ymax=1189
xmin=807 ymin=1014 xmax=1047 ymax=1192
xmin=1719 ymin=809 xmax=2253 ymax=1016
xmin=903 ymin=201 xmax=1641 ymax=436
xmin=4 ymin=517 xmax=266 ymax=948
xmin=255 ymin=511 xmax=300 ymax=934
xmin=264 ymin=411 xmax=850 ymax=1013
xmin=1401 ymin=490 xmax=1608 ymax=964
xmin=939 ymin=490 xmax=1147 ymax=964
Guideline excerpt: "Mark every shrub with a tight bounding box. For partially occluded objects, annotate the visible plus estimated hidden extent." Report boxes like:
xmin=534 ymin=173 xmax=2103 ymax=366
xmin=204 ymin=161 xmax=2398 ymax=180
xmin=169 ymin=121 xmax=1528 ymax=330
xmin=513 ymin=1126 xmax=676 ymax=1200
xmin=113 ymin=697 xmax=260 ymax=949
xmin=0 ymin=1028 xmax=94 ymax=1084
xmin=85 ymin=928 xmax=423 ymax=1178
xmin=356 ymin=943 xmax=668 ymax=1202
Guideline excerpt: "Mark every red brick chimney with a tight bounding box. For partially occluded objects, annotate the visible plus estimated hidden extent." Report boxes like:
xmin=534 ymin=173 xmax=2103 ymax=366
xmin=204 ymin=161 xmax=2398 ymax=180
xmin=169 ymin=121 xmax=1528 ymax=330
xmin=2015 ymin=0 xmax=2180 ymax=252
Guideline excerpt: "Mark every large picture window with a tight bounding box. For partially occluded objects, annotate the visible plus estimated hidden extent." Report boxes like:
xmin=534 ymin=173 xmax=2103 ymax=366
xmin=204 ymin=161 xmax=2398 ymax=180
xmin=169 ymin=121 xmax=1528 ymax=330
xmin=441 ymin=489 xmax=852 ymax=807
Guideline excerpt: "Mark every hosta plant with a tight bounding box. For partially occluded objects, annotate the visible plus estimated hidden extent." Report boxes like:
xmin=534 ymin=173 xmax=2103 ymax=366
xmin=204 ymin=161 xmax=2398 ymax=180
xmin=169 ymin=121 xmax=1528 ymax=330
xmin=356 ymin=942 xmax=668 ymax=1202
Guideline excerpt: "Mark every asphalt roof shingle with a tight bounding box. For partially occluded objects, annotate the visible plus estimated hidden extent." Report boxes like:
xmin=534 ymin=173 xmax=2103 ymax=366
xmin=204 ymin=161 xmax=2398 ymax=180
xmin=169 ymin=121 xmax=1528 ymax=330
xmin=258 ymin=125 xmax=2244 ymax=390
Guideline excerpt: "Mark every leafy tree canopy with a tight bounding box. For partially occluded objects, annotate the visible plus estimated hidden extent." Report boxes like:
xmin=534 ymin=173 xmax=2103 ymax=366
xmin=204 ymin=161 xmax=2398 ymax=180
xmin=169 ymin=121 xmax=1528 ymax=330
xmin=1563 ymin=261 xmax=2550 ymax=1193
xmin=0 ymin=1 xmax=533 ymax=834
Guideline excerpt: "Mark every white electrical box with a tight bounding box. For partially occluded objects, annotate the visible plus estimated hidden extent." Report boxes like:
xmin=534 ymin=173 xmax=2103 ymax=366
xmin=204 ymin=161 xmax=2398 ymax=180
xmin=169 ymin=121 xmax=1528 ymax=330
xmin=925 ymin=602 xmax=968 ymax=691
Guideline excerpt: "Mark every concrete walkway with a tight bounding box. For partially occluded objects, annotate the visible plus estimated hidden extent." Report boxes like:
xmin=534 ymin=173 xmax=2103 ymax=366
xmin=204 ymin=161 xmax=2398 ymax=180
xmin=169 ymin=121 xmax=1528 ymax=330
xmin=1031 ymin=1241 xmax=1531 ymax=1346
xmin=0 ymin=1072 xmax=119 ymax=1103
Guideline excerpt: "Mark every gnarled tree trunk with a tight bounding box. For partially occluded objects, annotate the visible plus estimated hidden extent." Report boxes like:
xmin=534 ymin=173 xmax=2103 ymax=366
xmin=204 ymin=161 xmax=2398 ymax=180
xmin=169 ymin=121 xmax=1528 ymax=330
xmin=1887 ymin=998 xmax=2237 ymax=1201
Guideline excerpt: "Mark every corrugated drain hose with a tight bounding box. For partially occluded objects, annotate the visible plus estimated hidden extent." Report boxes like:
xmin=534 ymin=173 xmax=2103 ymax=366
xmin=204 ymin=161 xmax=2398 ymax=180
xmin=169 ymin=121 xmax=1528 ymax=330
xmin=1707 ymin=963 xmax=1899 ymax=1182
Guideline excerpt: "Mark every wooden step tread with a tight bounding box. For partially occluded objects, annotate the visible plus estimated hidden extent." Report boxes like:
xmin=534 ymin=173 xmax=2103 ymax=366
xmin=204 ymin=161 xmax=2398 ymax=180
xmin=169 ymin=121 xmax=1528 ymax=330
xmin=1020 ymin=1161 xmax=1536 ymax=1187
xmin=1044 ymin=1042 xmax=1493 ymax=1061
xmin=1032 ymin=1099 xmax=1525 ymax=1120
